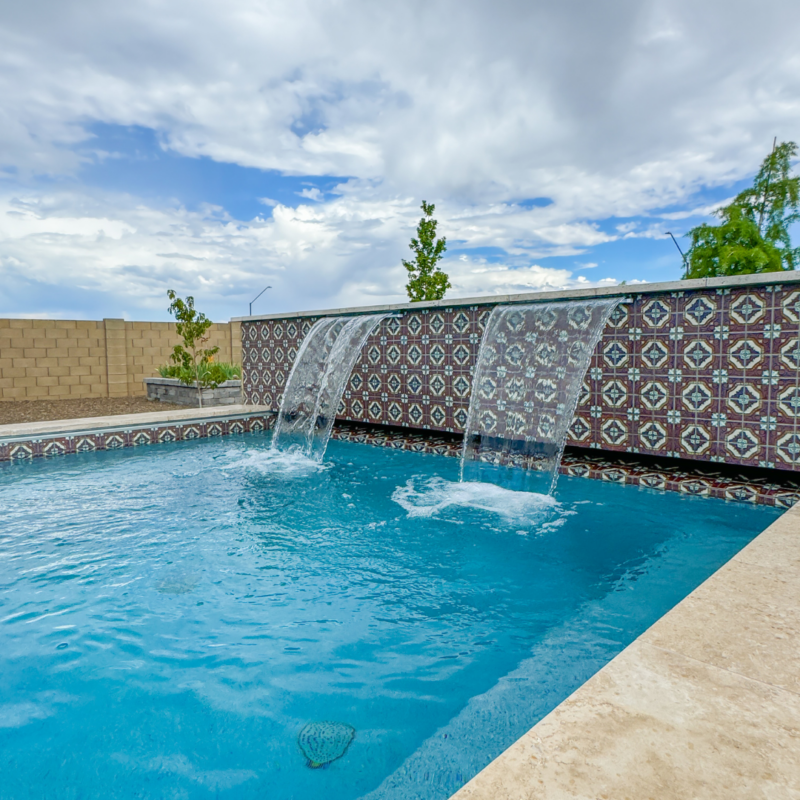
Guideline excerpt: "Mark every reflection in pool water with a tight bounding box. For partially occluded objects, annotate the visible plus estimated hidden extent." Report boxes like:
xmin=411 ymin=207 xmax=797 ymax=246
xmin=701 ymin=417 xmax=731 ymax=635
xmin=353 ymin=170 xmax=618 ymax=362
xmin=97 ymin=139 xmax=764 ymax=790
xmin=0 ymin=433 xmax=779 ymax=799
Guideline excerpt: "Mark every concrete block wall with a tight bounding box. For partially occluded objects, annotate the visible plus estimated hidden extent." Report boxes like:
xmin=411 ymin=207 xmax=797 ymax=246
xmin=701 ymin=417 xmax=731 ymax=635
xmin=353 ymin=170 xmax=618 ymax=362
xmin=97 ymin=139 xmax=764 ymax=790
xmin=122 ymin=320 xmax=240 ymax=398
xmin=0 ymin=319 xmax=108 ymax=401
xmin=0 ymin=318 xmax=240 ymax=401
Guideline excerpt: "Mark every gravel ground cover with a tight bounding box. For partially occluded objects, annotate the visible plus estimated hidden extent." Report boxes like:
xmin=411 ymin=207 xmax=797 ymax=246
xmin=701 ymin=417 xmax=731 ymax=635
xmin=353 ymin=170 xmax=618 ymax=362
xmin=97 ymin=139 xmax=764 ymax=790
xmin=0 ymin=397 xmax=187 ymax=426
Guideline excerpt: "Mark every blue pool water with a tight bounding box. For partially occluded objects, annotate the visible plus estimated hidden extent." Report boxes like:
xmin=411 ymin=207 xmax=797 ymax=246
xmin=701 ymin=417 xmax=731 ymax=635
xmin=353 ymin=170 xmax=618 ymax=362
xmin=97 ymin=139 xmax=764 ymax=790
xmin=0 ymin=434 xmax=780 ymax=799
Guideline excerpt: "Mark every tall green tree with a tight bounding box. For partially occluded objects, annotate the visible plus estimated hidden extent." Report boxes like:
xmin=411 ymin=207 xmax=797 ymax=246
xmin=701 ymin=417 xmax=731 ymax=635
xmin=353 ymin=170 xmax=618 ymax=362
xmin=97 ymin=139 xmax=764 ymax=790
xmin=685 ymin=140 xmax=799 ymax=278
xmin=403 ymin=201 xmax=451 ymax=301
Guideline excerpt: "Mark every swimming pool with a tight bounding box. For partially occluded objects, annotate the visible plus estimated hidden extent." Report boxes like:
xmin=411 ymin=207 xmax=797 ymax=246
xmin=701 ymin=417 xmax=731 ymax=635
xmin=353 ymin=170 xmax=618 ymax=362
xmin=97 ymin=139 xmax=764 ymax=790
xmin=0 ymin=433 xmax=780 ymax=799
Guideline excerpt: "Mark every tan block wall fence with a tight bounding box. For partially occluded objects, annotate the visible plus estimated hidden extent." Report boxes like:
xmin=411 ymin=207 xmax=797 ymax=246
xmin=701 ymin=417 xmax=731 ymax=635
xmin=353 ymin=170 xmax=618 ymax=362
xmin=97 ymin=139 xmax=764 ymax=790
xmin=0 ymin=319 xmax=241 ymax=401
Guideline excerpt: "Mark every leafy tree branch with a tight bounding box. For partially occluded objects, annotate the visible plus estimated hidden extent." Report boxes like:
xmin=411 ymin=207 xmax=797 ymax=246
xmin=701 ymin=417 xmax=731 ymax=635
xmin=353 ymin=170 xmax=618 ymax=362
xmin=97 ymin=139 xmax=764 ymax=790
xmin=685 ymin=140 xmax=799 ymax=278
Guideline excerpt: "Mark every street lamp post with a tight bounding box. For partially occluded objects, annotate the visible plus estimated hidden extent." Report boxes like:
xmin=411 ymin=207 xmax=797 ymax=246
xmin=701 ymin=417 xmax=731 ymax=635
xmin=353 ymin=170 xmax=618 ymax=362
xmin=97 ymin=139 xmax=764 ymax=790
xmin=666 ymin=232 xmax=689 ymax=277
xmin=249 ymin=286 xmax=272 ymax=317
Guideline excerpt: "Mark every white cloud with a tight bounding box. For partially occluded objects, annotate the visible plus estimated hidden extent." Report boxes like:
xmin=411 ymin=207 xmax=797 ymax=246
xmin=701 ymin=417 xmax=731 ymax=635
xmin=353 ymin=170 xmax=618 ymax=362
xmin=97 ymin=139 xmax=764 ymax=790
xmin=656 ymin=200 xmax=731 ymax=220
xmin=0 ymin=184 xmax=623 ymax=319
xmin=297 ymin=187 xmax=324 ymax=202
xmin=4 ymin=1 xmax=800 ymax=199
xmin=1 ymin=0 xmax=799 ymax=317
xmin=445 ymin=256 xmax=582 ymax=297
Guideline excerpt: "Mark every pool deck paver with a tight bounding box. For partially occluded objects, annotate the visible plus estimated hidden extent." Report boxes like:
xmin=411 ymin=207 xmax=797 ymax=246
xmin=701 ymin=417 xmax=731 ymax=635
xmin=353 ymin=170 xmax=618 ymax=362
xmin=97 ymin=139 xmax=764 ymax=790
xmin=450 ymin=503 xmax=800 ymax=800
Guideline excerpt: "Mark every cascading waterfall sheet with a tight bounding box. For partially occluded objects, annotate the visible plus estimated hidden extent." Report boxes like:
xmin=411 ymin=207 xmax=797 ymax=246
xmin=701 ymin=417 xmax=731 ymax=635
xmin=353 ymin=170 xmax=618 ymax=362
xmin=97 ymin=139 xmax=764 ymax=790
xmin=271 ymin=317 xmax=345 ymax=453
xmin=305 ymin=314 xmax=389 ymax=461
xmin=272 ymin=313 xmax=389 ymax=461
xmin=461 ymin=299 xmax=619 ymax=492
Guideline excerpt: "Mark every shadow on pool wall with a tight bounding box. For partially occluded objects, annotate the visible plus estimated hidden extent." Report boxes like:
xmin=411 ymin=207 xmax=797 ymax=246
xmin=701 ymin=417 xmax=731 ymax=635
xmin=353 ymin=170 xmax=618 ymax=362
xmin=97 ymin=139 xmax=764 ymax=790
xmin=239 ymin=272 xmax=800 ymax=477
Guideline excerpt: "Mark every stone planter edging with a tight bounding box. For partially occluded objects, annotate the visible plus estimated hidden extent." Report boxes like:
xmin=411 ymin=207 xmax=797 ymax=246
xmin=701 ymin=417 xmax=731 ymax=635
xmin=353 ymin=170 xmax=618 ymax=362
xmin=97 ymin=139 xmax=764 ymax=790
xmin=144 ymin=377 xmax=242 ymax=406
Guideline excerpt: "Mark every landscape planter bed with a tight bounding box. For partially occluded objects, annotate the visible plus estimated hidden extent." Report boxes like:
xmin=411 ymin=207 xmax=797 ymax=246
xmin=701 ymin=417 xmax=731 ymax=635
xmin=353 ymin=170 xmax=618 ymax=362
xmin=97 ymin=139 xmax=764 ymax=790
xmin=144 ymin=376 xmax=242 ymax=406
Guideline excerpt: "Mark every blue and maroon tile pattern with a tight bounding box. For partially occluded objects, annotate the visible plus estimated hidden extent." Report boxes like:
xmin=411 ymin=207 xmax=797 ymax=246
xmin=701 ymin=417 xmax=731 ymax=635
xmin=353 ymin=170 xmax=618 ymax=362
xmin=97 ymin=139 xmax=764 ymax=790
xmin=0 ymin=414 xmax=275 ymax=462
xmin=243 ymin=285 xmax=800 ymax=473
xmin=329 ymin=423 xmax=800 ymax=508
xmin=3 ymin=410 xmax=797 ymax=507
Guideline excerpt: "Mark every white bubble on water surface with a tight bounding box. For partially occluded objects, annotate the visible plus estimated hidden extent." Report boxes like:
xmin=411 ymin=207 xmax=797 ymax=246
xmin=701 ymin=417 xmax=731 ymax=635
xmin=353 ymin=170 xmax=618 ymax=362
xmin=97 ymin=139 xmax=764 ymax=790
xmin=539 ymin=510 xmax=576 ymax=532
xmin=391 ymin=477 xmax=560 ymax=523
xmin=220 ymin=447 xmax=330 ymax=477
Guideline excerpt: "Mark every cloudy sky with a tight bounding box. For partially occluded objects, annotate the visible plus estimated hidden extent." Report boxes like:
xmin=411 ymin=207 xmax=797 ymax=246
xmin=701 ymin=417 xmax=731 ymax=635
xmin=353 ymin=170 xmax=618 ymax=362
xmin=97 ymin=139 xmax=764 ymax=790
xmin=1 ymin=0 xmax=799 ymax=321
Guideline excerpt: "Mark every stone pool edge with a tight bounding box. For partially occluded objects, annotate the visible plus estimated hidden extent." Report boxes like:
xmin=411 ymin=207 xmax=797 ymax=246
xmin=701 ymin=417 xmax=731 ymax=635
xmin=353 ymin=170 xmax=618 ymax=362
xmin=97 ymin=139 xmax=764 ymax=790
xmin=448 ymin=502 xmax=800 ymax=800
xmin=0 ymin=404 xmax=274 ymax=457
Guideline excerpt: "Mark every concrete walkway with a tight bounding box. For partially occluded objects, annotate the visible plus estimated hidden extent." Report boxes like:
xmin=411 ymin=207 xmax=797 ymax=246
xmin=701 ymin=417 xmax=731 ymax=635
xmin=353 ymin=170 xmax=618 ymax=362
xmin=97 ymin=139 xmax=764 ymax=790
xmin=452 ymin=504 xmax=800 ymax=799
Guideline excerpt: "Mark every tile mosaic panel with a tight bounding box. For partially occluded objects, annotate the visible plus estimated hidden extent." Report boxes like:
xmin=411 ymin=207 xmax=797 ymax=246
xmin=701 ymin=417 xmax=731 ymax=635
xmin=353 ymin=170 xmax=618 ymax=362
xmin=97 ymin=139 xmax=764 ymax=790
xmin=242 ymin=284 xmax=800 ymax=473
xmin=4 ymin=408 xmax=797 ymax=508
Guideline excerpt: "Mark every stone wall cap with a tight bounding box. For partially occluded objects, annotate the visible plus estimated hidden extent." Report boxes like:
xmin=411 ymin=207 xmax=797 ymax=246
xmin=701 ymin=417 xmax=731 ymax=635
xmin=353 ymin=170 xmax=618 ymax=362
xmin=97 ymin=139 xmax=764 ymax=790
xmin=0 ymin=404 xmax=269 ymax=441
xmin=233 ymin=271 xmax=800 ymax=322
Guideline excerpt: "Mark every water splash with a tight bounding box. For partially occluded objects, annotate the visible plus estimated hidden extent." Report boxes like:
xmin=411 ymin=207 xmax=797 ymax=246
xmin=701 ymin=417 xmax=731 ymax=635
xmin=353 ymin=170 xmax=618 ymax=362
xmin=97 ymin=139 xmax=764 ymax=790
xmin=222 ymin=448 xmax=328 ymax=477
xmin=461 ymin=299 xmax=619 ymax=493
xmin=392 ymin=476 xmax=559 ymax=522
xmin=272 ymin=314 xmax=389 ymax=461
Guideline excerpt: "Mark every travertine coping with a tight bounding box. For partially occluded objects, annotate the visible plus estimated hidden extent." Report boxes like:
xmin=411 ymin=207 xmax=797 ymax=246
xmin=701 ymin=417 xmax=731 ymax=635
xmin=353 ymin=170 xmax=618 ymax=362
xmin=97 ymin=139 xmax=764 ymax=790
xmin=450 ymin=503 xmax=800 ymax=800
xmin=0 ymin=404 xmax=270 ymax=441
xmin=234 ymin=270 xmax=800 ymax=321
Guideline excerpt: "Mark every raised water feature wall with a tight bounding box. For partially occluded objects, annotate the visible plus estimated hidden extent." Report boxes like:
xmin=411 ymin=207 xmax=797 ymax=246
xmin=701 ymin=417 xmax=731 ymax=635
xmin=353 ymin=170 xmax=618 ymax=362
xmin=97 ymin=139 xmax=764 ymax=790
xmin=238 ymin=273 xmax=800 ymax=473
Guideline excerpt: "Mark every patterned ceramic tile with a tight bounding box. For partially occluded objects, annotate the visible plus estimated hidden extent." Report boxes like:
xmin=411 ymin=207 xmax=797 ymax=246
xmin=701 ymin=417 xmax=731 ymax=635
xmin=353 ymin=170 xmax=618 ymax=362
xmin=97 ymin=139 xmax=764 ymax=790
xmin=0 ymin=414 xmax=275 ymax=463
xmin=4 ymin=405 xmax=797 ymax=508
xmin=243 ymin=284 xmax=800 ymax=473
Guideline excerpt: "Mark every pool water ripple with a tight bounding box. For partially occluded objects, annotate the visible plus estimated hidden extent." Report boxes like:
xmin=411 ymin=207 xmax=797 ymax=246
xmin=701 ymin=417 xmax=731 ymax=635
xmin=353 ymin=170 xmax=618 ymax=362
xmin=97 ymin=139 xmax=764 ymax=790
xmin=0 ymin=433 xmax=779 ymax=799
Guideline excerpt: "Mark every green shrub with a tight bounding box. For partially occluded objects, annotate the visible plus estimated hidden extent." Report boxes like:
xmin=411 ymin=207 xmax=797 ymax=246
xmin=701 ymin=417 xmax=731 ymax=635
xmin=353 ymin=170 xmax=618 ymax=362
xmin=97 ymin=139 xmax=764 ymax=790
xmin=157 ymin=361 xmax=241 ymax=387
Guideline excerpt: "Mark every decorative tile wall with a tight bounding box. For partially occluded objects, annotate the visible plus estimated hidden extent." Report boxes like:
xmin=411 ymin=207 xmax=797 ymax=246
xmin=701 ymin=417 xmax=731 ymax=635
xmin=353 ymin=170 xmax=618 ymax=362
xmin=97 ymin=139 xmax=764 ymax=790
xmin=6 ymin=408 xmax=796 ymax=508
xmin=242 ymin=284 xmax=800 ymax=472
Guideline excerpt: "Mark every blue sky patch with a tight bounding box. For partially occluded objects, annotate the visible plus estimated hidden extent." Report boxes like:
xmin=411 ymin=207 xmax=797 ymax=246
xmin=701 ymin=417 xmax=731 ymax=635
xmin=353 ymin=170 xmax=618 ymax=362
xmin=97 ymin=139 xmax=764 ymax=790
xmin=73 ymin=123 xmax=348 ymax=220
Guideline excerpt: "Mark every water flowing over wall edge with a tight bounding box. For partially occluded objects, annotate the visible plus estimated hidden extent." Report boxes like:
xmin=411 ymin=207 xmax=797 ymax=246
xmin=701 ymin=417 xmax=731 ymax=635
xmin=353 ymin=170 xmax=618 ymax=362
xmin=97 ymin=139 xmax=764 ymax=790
xmin=241 ymin=283 xmax=800 ymax=473
xmin=461 ymin=299 xmax=619 ymax=491
xmin=272 ymin=314 xmax=389 ymax=460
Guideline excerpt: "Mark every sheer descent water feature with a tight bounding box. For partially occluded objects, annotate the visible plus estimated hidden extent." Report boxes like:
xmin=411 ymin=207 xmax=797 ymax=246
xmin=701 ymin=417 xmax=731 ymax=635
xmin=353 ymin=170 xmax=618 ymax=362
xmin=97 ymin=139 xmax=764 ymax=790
xmin=272 ymin=314 xmax=389 ymax=460
xmin=273 ymin=301 xmax=616 ymax=480
xmin=461 ymin=299 xmax=620 ymax=492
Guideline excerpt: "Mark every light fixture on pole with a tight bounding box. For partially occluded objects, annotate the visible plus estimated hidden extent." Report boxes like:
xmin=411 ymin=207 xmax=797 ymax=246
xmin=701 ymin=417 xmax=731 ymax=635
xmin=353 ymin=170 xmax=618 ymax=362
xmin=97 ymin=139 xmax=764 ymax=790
xmin=666 ymin=232 xmax=688 ymax=276
xmin=249 ymin=286 xmax=272 ymax=316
